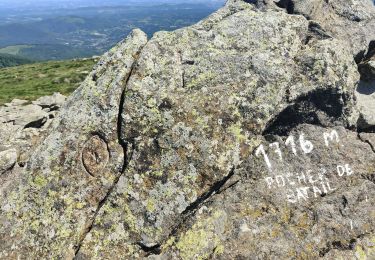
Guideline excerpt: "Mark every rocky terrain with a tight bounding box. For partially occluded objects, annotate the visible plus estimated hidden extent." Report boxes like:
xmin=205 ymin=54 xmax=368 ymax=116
xmin=0 ymin=0 xmax=374 ymax=259
xmin=0 ymin=93 xmax=66 ymax=173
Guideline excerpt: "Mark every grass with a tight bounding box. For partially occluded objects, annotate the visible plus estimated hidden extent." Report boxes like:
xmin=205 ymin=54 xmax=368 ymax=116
xmin=0 ymin=58 xmax=97 ymax=105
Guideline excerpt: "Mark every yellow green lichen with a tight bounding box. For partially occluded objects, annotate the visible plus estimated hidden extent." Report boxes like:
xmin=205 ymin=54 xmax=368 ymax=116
xmin=194 ymin=116 xmax=209 ymax=129
xmin=33 ymin=175 xmax=48 ymax=187
xmin=75 ymin=202 xmax=85 ymax=209
xmin=175 ymin=210 xmax=225 ymax=260
xmin=228 ymin=122 xmax=246 ymax=142
xmin=162 ymin=236 xmax=176 ymax=251
xmin=240 ymin=206 xmax=263 ymax=219
xmin=214 ymin=244 xmax=224 ymax=255
xmin=355 ymin=236 xmax=375 ymax=260
xmin=124 ymin=204 xmax=138 ymax=233
xmin=150 ymin=170 xmax=163 ymax=177
xmin=186 ymin=71 xmax=217 ymax=89
xmin=146 ymin=199 xmax=156 ymax=213
xmin=356 ymin=245 xmax=367 ymax=260
xmin=147 ymin=97 xmax=157 ymax=107
xmin=176 ymin=229 xmax=210 ymax=260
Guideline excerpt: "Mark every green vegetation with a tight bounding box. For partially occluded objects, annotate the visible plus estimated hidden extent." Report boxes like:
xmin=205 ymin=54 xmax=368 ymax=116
xmin=0 ymin=45 xmax=32 ymax=56
xmin=0 ymin=44 xmax=95 ymax=61
xmin=0 ymin=53 xmax=33 ymax=68
xmin=0 ymin=58 xmax=96 ymax=104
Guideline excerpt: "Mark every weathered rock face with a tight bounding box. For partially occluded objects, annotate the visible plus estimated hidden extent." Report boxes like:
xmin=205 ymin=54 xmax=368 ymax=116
xmin=1 ymin=0 xmax=375 ymax=259
xmin=275 ymin=0 xmax=375 ymax=60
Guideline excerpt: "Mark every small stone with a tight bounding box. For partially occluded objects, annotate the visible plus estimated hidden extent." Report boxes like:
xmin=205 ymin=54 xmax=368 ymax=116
xmin=239 ymin=222 xmax=252 ymax=233
xmin=32 ymin=93 xmax=66 ymax=109
xmin=4 ymin=99 xmax=29 ymax=107
xmin=0 ymin=148 xmax=17 ymax=175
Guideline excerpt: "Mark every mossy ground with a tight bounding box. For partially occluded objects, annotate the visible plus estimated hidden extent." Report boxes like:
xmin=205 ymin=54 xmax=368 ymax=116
xmin=0 ymin=58 xmax=97 ymax=104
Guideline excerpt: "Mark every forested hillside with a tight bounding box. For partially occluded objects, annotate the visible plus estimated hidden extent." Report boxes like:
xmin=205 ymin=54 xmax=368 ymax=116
xmin=0 ymin=53 xmax=32 ymax=68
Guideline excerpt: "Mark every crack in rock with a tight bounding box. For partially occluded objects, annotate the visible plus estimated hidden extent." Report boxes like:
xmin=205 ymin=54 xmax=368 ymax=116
xmin=74 ymin=56 xmax=142 ymax=258
xmin=155 ymin=167 xmax=237 ymax=254
xmin=319 ymin=233 xmax=371 ymax=257
xmin=358 ymin=133 xmax=375 ymax=154
xmin=137 ymin=242 xmax=162 ymax=255
xmin=181 ymin=167 xmax=236 ymax=216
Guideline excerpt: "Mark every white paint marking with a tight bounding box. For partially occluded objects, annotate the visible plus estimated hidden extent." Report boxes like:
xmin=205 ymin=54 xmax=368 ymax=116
xmin=323 ymin=130 xmax=340 ymax=147
xmin=256 ymin=144 xmax=272 ymax=170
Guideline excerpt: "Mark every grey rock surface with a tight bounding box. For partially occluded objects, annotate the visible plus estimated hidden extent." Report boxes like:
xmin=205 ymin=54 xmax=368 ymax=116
xmin=32 ymin=92 xmax=66 ymax=110
xmin=77 ymin=3 xmax=362 ymax=258
xmin=0 ymin=104 xmax=48 ymax=127
xmin=356 ymin=80 xmax=375 ymax=130
xmin=0 ymin=0 xmax=374 ymax=259
xmin=4 ymin=99 xmax=29 ymax=107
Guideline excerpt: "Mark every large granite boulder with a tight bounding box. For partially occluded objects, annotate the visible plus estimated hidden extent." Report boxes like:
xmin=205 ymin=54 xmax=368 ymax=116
xmin=0 ymin=0 xmax=374 ymax=259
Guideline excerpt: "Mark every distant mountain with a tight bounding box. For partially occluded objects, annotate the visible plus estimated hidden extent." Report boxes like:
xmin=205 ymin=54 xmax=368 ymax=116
xmin=0 ymin=53 xmax=33 ymax=68
xmin=0 ymin=3 xmax=223 ymax=61
xmin=0 ymin=0 xmax=225 ymax=9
